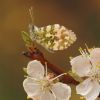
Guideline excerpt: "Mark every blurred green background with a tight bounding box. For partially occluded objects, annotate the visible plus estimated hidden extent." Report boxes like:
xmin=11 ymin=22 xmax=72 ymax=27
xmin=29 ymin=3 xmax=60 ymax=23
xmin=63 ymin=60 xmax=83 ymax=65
xmin=0 ymin=0 xmax=100 ymax=100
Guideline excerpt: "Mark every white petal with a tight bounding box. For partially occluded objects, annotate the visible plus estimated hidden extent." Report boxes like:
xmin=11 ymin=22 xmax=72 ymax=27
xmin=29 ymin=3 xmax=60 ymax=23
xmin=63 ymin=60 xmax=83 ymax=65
xmin=90 ymin=48 xmax=100 ymax=67
xmin=52 ymin=82 xmax=71 ymax=100
xmin=76 ymin=78 xmax=93 ymax=96
xmin=23 ymin=78 xmax=41 ymax=98
xmin=40 ymin=91 xmax=56 ymax=100
xmin=32 ymin=96 xmax=40 ymax=100
xmin=27 ymin=60 xmax=44 ymax=79
xmin=85 ymin=81 xmax=100 ymax=100
xmin=70 ymin=55 xmax=92 ymax=77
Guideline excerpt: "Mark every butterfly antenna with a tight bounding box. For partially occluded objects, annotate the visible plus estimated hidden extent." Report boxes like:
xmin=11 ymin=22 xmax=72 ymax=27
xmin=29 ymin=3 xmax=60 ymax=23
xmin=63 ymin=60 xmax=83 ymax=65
xmin=29 ymin=7 xmax=34 ymax=25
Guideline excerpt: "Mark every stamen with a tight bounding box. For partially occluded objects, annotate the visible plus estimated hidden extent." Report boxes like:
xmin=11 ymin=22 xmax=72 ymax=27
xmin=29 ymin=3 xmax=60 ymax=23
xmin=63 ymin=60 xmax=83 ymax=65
xmin=79 ymin=46 xmax=90 ymax=57
xmin=50 ymin=73 xmax=67 ymax=82
xmin=79 ymin=47 xmax=85 ymax=56
xmin=84 ymin=49 xmax=88 ymax=55
xmin=85 ymin=43 xmax=90 ymax=53
xmin=45 ymin=62 xmax=48 ymax=77
xmin=79 ymin=47 xmax=94 ymax=69
xmin=79 ymin=47 xmax=90 ymax=58
xmin=50 ymin=89 xmax=57 ymax=100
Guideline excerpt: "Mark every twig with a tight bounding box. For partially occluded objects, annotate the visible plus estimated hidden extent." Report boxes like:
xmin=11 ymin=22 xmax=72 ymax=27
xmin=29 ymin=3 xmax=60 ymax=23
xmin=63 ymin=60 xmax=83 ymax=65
xmin=22 ymin=48 xmax=79 ymax=85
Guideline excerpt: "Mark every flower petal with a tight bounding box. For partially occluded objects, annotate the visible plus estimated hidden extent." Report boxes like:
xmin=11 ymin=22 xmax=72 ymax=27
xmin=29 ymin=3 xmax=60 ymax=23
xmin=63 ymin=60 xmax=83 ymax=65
xmin=70 ymin=55 xmax=92 ymax=77
xmin=52 ymin=82 xmax=71 ymax=100
xmin=84 ymin=80 xmax=100 ymax=100
xmin=32 ymin=96 xmax=40 ymax=100
xmin=23 ymin=78 xmax=41 ymax=98
xmin=90 ymin=48 xmax=100 ymax=67
xmin=40 ymin=91 xmax=56 ymax=100
xmin=27 ymin=60 xmax=44 ymax=79
xmin=76 ymin=78 xmax=93 ymax=96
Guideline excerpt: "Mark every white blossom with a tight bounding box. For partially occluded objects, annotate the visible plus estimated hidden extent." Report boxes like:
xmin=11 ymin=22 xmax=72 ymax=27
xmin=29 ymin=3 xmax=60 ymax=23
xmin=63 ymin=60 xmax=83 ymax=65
xmin=70 ymin=48 xmax=100 ymax=100
xmin=23 ymin=60 xmax=71 ymax=100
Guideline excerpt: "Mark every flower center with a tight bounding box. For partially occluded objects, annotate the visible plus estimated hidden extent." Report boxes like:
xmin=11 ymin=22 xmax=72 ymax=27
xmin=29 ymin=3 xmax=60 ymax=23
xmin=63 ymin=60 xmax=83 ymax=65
xmin=89 ymin=67 xmax=100 ymax=84
xmin=40 ymin=78 xmax=52 ymax=92
xmin=38 ymin=73 xmax=67 ymax=93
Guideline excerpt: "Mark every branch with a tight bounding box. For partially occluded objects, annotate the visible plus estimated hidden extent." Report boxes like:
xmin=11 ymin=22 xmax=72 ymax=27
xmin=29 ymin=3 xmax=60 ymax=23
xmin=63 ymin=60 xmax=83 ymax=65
xmin=22 ymin=48 xmax=79 ymax=85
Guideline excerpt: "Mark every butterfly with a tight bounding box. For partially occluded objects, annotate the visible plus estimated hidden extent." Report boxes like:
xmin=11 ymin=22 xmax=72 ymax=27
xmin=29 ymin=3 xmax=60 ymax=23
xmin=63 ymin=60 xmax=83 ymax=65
xmin=29 ymin=24 xmax=77 ymax=53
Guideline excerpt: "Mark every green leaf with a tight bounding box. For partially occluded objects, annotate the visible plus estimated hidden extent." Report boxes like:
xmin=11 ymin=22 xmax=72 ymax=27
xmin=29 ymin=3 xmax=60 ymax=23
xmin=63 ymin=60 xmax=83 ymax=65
xmin=21 ymin=31 xmax=32 ymax=46
xmin=68 ymin=71 xmax=83 ymax=83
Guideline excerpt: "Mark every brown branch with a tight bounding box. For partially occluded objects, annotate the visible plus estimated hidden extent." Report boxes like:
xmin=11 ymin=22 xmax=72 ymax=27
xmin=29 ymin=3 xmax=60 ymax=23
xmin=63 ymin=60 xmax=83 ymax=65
xmin=22 ymin=48 xmax=79 ymax=85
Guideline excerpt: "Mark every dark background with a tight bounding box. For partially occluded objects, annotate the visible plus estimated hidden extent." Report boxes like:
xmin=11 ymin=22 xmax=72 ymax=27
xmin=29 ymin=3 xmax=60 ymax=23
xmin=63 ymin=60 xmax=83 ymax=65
xmin=0 ymin=0 xmax=100 ymax=100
